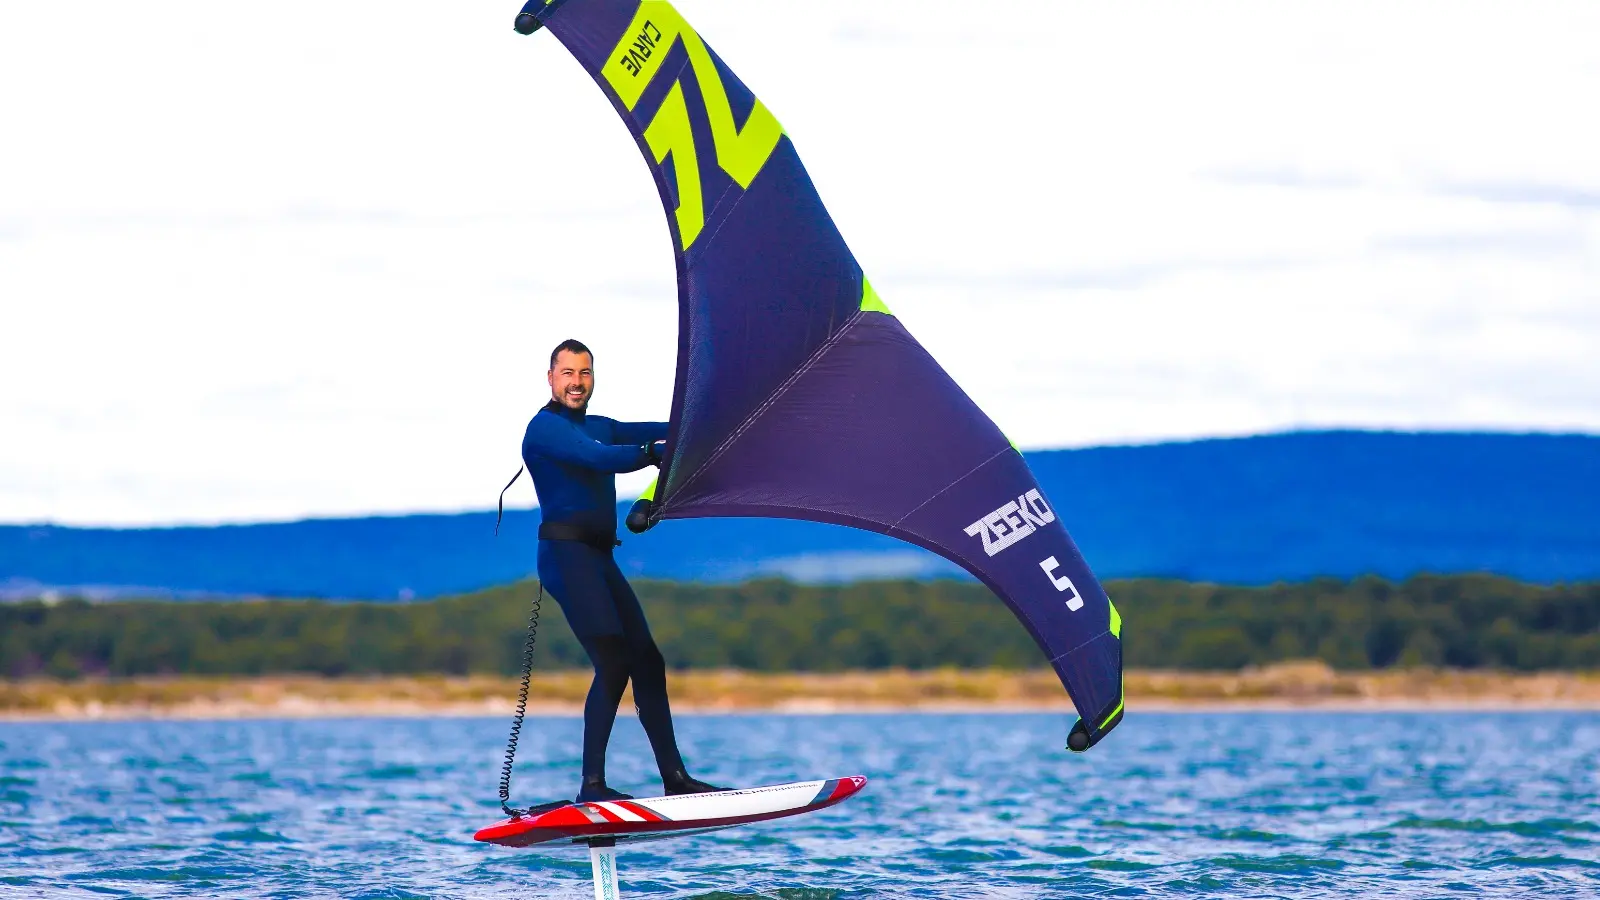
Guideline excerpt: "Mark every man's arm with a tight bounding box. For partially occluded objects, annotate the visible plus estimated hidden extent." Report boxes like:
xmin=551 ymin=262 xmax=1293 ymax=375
xmin=524 ymin=416 xmax=652 ymax=473
xmin=607 ymin=419 xmax=669 ymax=445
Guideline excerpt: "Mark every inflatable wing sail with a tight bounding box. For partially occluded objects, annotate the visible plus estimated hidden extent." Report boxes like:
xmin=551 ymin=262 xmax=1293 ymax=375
xmin=517 ymin=0 xmax=1124 ymax=750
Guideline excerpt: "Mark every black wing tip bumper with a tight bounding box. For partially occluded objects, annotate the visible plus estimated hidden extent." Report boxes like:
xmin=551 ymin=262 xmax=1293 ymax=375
xmin=625 ymin=498 xmax=657 ymax=534
xmin=513 ymin=0 xmax=545 ymax=34
xmin=1067 ymin=703 xmax=1124 ymax=754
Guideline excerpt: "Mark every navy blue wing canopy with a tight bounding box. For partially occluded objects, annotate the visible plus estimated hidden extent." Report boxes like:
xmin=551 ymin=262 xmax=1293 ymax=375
xmin=521 ymin=0 xmax=1124 ymax=749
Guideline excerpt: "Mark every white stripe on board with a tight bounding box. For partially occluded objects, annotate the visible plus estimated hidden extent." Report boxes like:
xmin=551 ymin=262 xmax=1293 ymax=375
xmin=595 ymin=801 xmax=646 ymax=823
xmin=633 ymin=780 xmax=828 ymax=821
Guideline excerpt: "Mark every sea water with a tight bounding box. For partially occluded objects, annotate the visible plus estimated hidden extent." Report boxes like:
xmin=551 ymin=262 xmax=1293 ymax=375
xmin=2 ymin=711 xmax=1598 ymax=898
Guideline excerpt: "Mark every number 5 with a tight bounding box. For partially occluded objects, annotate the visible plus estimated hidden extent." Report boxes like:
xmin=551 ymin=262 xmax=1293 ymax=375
xmin=1041 ymin=557 xmax=1083 ymax=611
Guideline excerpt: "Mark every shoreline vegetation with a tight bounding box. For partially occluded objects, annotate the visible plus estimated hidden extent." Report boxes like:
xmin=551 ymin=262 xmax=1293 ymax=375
xmin=7 ymin=662 xmax=1600 ymax=721
xmin=8 ymin=576 xmax=1600 ymax=682
xmin=8 ymin=575 xmax=1600 ymax=721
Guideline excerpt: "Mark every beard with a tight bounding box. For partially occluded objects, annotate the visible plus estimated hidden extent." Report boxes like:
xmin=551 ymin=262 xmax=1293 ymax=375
xmin=555 ymin=386 xmax=590 ymax=410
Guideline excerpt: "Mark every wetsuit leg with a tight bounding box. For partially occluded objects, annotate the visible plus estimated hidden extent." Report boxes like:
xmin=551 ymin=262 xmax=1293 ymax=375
xmin=601 ymin=555 xmax=686 ymax=777
xmin=577 ymin=634 xmax=630 ymax=782
xmin=537 ymin=540 xmax=628 ymax=782
xmin=536 ymin=539 xmax=623 ymax=637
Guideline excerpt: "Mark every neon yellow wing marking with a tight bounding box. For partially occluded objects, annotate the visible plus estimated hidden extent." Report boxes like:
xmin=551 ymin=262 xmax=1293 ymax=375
xmin=602 ymin=2 xmax=784 ymax=248
xmin=1096 ymin=601 xmax=1126 ymax=730
xmin=679 ymin=27 xmax=783 ymax=189
xmin=639 ymin=476 xmax=659 ymax=502
xmin=1099 ymin=691 xmax=1124 ymax=730
xmin=860 ymin=279 xmax=892 ymax=315
xmin=643 ymin=81 xmax=704 ymax=249
xmin=601 ymin=3 xmax=681 ymax=110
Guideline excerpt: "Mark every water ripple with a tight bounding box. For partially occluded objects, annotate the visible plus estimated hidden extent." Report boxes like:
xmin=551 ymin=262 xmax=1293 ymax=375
xmin=3 ymin=712 xmax=1600 ymax=897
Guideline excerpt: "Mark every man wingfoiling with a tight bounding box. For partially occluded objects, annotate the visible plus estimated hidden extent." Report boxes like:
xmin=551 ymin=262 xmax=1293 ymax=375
xmin=522 ymin=339 xmax=721 ymax=802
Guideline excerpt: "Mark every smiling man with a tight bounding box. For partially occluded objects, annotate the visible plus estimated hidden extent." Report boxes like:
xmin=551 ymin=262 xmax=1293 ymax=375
xmin=521 ymin=339 xmax=721 ymax=802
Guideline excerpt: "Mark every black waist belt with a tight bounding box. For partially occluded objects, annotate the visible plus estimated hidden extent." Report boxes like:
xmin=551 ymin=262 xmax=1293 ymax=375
xmin=538 ymin=522 xmax=620 ymax=550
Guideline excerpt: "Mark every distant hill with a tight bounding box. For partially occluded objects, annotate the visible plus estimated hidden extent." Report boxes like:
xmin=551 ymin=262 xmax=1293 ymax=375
xmin=3 ymin=431 xmax=1595 ymax=599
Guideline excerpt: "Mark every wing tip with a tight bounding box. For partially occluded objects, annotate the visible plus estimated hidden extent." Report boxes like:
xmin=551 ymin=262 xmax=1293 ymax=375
xmin=1067 ymin=703 xmax=1125 ymax=754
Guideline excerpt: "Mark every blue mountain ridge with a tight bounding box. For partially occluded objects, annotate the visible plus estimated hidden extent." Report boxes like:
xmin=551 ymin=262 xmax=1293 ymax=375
xmin=3 ymin=431 xmax=1595 ymax=600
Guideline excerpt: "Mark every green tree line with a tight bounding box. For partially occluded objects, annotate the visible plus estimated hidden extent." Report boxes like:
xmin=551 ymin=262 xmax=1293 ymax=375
xmin=3 ymin=574 xmax=1598 ymax=679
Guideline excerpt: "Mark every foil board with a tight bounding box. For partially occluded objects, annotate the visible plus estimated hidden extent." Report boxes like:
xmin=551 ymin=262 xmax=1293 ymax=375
xmin=474 ymin=776 xmax=867 ymax=847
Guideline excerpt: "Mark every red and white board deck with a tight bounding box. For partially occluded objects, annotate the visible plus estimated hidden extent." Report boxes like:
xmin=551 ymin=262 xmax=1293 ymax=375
xmin=475 ymin=776 xmax=867 ymax=847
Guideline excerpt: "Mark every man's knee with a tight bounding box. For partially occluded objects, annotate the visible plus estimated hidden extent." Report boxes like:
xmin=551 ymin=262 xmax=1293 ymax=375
xmin=584 ymin=635 xmax=632 ymax=697
xmin=630 ymin=639 xmax=667 ymax=684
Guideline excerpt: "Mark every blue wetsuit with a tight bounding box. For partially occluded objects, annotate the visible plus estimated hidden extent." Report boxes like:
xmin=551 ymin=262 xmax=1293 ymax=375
xmin=521 ymin=402 xmax=684 ymax=785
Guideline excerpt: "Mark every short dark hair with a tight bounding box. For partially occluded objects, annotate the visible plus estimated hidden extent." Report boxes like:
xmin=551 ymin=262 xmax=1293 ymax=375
xmin=549 ymin=339 xmax=593 ymax=370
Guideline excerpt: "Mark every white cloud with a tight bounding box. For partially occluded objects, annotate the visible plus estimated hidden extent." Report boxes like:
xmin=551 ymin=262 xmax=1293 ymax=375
xmin=1 ymin=0 xmax=1596 ymax=524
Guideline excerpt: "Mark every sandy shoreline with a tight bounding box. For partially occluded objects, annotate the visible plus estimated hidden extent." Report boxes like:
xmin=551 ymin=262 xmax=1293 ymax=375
xmin=6 ymin=664 xmax=1600 ymax=721
xmin=7 ymin=701 xmax=1599 ymax=724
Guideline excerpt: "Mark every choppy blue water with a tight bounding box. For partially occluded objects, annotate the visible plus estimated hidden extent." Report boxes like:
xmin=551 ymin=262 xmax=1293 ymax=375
xmin=3 ymin=712 xmax=1599 ymax=898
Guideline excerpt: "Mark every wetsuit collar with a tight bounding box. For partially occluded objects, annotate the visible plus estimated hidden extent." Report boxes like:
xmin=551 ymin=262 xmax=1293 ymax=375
xmin=545 ymin=398 xmax=587 ymax=422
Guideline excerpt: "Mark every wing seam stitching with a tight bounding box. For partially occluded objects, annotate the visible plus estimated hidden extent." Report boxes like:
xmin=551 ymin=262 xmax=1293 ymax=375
xmin=669 ymin=309 xmax=866 ymax=500
xmin=885 ymin=446 xmax=1012 ymax=532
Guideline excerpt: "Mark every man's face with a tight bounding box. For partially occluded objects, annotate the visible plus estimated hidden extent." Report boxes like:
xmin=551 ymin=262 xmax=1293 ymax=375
xmin=548 ymin=350 xmax=595 ymax=410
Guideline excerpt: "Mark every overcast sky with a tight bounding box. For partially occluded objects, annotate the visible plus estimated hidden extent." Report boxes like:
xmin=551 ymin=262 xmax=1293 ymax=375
xmin=2 ymin=1 xmax=1596 ymax=526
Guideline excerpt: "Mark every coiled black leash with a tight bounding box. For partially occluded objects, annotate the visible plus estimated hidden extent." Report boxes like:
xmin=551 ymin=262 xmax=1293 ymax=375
xmin=498 ymin=580 xmax=543 ymax=818
xmin=495 ymin=462 xmax=540 ymax=818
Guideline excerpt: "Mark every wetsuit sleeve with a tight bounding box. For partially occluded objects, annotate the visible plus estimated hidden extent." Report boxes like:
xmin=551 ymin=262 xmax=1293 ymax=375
xmin=608 ymin=420 xmax=669 ymax=445
xmin=524 ymin=415 xmax=651 ymax=473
